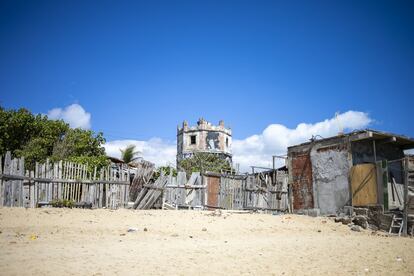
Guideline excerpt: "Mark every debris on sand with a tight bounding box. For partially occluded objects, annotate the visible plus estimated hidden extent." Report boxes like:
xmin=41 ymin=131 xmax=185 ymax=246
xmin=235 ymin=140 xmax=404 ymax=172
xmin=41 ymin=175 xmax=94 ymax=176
xmin=351 ymin=225 xmax=361 ymax=232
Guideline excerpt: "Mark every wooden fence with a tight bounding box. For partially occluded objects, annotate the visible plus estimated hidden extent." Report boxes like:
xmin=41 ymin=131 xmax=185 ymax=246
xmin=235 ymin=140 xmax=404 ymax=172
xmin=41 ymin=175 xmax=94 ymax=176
xmin=244 ymin=171 xmax=289 ymax=211
xmin=134 ymin=170 xmax=289 ymax=212
xmin=0 ymin=152 xmax=130 ymax=209
xmin=1 ymin=151 xmax=289 ymax=212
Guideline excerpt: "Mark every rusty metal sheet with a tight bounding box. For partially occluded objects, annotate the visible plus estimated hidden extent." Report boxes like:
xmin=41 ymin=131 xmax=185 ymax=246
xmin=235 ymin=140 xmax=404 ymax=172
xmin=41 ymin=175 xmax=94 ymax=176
xmin=291 ymin=152 xmax=314 ymax=210
xmin=206 ymin=175 xmax=220 ymax=209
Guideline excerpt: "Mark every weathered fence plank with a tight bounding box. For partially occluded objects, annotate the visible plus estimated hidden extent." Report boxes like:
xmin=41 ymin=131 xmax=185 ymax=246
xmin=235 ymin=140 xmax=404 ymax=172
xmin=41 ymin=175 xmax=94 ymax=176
xmin=3 ymin=151 xmax=12 ymax=206
xmin=0 ymin=152 xmax=131 ymax=209
xmin=160 ymin=171 xmax=288 ymax=211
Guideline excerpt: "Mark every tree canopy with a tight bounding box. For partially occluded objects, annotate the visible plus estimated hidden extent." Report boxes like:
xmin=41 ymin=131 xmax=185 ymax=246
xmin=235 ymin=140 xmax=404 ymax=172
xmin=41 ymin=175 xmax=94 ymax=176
xmin=178 ymin=152 xmax=231 ymax=176
xmin=0 ymin=106 xmax=108 ymax=169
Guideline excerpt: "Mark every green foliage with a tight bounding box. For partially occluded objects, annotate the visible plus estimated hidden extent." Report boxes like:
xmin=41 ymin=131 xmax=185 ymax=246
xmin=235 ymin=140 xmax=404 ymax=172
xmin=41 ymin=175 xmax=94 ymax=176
xmin=120 ymin=144 xmax=141 ymax=164
xmin=52 ymin=128 xmax=106 ymax=160
xmin=0 ymin=107 xmax=37 ymax=154
xmin=178 ymin=152 xmax=231 ymax=176
xmin=153 ymin=166 xmax=177 ymax=179
xmin=67 ymin=155 xmax=110 ymax=172
xmin=0 ymin=106 xmax=107 ymax=170
xmin=50 ymin=199 xmax=74 ymax=208
xmin=0 ymin=107 xmax=69 ymax=168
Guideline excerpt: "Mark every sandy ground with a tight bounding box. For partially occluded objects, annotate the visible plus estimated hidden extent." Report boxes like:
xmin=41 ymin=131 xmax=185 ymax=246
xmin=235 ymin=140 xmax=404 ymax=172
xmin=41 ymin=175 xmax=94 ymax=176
xmin=0 ymin=208 xmax=413 ymax=276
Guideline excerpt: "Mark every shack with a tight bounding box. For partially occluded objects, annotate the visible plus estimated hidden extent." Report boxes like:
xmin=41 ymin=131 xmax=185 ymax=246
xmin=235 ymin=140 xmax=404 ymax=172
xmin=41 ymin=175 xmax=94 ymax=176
xmin=287 ymin=129 xmax=414 ymax=234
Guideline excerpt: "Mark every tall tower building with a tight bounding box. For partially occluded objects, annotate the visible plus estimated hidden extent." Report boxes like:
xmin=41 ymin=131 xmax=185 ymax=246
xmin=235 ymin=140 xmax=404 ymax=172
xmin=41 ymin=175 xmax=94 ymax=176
xmin=176 ymin=118 xmax=232 ymax=164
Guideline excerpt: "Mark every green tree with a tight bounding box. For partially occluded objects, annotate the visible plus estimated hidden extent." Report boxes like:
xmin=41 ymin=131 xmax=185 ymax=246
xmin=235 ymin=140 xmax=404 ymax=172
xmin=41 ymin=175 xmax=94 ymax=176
xmin=51 ymin=128 xmax=108 ymax=170
xmin=0 ymin=107 xmax=69 ymax=168
xmin=120 ymin=145 xmax=141 ymax=164
xmin=0 ymin=106 xmax=108 ymax=170
xmin=52 ymin=129 xmax=106 ymax=160
xmin=178 ymin=152 xmax=231 ymax=176
xmin=153 ymin=166 xmax=177 ymax=179
xmin=67 ymin=155 xmax=109 ymax=172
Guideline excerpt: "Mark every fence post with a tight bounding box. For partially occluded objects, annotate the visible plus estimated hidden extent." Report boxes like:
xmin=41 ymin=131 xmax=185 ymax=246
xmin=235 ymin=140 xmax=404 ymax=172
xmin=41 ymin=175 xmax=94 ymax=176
xmin=4 ymin=152 xmax=12 ymax=206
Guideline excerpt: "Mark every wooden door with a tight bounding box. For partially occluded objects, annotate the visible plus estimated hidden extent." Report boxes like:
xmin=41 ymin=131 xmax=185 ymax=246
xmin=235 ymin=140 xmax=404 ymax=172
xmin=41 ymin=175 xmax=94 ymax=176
xmin=350 ymin=164 xmax=377 ymax=206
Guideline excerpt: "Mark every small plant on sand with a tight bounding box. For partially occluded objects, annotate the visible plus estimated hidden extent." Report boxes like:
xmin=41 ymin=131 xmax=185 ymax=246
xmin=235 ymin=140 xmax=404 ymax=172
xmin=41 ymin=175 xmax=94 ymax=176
xmin=50 ymin=199 xmax=74 ymax=208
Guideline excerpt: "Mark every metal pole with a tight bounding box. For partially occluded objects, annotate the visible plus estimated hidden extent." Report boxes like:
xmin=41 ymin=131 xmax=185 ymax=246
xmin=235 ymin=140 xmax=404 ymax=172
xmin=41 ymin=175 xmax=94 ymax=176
xmin=272 ymin=155 xmax=287 ymax=170
xmin=403 ymin=157 xmax=408 ymax=236
xmin=373 ymin=140 xmax=377 ymax=163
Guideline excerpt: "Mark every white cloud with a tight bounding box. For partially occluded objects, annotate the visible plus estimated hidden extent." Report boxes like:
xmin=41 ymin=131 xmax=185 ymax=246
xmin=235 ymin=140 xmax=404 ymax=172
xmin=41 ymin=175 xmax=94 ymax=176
xmin=103 ymin=111 xmax=372 ymax=171
xmin=232 ymin=111 xmax=372 ymax=172
xmin=405 ymin=149 xmax=414 ymax=155
xmin=104 ymin=138 xmax=176 ymax=167
xmin=48 ymin=104 xmax=91 ymax=129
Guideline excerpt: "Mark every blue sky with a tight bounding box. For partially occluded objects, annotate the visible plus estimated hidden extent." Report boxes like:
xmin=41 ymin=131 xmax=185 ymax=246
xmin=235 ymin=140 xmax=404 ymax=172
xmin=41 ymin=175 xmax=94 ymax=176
xmin=1 ymin=1 xmax=413 ymax=169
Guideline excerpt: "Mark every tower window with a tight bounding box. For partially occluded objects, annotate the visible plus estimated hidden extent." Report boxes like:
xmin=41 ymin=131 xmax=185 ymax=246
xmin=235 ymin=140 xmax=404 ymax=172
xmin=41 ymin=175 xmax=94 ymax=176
xmin=226 ymin=138 xmax=229 ymax=147
xmin=190 ymin=135 xmax=196 ymax=145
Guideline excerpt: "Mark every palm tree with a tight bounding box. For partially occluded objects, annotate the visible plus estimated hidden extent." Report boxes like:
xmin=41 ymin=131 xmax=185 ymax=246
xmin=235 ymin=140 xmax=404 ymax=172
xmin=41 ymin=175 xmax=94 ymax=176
xmin=120 ymin=145 xmax=141 ymax=164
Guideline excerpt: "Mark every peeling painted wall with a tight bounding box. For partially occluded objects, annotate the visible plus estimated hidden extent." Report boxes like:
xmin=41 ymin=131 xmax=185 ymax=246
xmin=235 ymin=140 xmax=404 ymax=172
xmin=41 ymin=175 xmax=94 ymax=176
xmin=310 ymin=144 xmax=350 ymax=215
xmin=177 ymin=119 xmax=232 ymax=163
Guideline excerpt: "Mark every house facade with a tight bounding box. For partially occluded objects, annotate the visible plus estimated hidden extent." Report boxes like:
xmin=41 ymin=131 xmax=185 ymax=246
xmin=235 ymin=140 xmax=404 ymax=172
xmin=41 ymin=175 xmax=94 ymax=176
xmin=287 ymin=130 xmax=414 ymax=215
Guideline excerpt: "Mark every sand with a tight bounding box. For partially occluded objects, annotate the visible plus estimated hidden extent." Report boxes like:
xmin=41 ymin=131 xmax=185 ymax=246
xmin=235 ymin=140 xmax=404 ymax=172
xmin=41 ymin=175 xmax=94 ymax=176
xmin=0 ymin=208 xmax=413 ymax=275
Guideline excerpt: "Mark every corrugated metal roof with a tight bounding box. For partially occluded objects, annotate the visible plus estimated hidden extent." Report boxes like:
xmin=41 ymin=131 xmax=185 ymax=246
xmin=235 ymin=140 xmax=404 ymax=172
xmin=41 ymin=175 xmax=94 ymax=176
xmin=288 ymin=129 xmax=414 ymax=150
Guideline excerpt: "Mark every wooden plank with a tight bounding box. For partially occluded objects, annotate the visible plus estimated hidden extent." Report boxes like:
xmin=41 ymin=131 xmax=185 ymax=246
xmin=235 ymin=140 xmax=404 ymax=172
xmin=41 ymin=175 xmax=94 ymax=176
xmin=105 ymin=167 xmax=109 ymax=208
xmin=46 ymin=159 xmax=51 ymax=202
xmin=98 ymin=169 xmax=103 ymax=208
xmin=62 ymin=161 xmax=66 ymax=200
xmin=53 ymin=163 xmax=58 ymax=200
xmin=81 ymin=164 xmax=86 ymax=202
xmin=81 ymin=164 xmax=87 ymax=202
xmin=38 ymin=163 xmax=42 ymax=203
xmin=29 ymin=171 xmax=35 ymax=208
xmin=0 ymin=174 xmax=130 ymax=185
xmin=23 ymin=169 xmax=30 ymax=208
xmin=137 ymin=176 xmax=169 ymax=209
xmin=75 ymin=163 xmax=79 ymax=202
xmin=78 ymin=163 xmax=83 ymax=202
xmin=58 ymin=161 xmax=63 ymax=200
xmin=126 ymin=167 xmax=130 ymax=206
xmin=67 ymin=162 xmax=72 ymax=201
xmin=10 ymin=158 xmax=17 ymax=206
xmin=74 ymin=163 xmax=79 ymax=202
xmin=91 ymin=166 xmax=97 ymax=206
xmin=185 ymin=173 xmax=200 ymax=206
xmin=42 ymin=163 xmax=46 ymax=202
xmin=70 ymin=163 xmax=75 ymax=201
xmin=350 ymin=164 xmax=378 ymax=206
xmin=34 ymin=162 xmax=39 ymax=206
xmin=65 ymin=161 xmax=69 ymax=200
xmin=4 ymin=152 xmax=12 ymax=207
xmin=17 ymin=157 xmax=24 ymax=206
